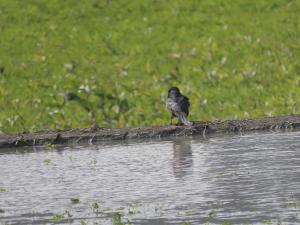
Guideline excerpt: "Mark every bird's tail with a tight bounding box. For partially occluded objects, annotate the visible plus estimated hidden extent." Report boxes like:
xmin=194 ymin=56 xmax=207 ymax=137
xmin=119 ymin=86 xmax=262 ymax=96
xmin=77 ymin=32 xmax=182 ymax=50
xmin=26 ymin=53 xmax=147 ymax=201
xmin=179 ymin=114 xmax=192 ymax=126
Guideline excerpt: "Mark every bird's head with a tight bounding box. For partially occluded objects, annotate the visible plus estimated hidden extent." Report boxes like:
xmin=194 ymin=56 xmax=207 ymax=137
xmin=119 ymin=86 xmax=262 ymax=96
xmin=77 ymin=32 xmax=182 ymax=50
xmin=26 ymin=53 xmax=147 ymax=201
xmin=168 ymin=87 xmax=181 ymax=98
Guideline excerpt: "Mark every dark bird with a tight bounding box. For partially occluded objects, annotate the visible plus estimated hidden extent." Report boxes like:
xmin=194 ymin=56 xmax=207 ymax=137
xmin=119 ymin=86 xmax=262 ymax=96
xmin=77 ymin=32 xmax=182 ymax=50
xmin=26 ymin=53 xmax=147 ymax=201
xmin=166 ymin=87 xmax=192 ymax=126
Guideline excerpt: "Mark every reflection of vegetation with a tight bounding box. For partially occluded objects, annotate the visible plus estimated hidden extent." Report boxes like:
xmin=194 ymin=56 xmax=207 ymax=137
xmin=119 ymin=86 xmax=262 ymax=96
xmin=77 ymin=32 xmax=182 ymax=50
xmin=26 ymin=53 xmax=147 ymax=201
xmin=1 ymin=0 xmax=300 ymax=133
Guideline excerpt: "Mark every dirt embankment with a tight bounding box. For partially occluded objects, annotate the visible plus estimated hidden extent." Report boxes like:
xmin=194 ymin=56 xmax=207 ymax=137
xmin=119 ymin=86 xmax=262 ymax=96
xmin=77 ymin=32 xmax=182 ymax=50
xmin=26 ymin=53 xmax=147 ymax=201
xmin=1 ymin=114 xmax=300 ymax=148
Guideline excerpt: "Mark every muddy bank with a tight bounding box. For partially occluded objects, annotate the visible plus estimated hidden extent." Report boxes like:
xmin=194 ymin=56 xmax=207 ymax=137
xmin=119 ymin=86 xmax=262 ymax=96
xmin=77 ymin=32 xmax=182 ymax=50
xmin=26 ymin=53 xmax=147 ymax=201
xmin=1 ymin=114 xmax=300 ymax=148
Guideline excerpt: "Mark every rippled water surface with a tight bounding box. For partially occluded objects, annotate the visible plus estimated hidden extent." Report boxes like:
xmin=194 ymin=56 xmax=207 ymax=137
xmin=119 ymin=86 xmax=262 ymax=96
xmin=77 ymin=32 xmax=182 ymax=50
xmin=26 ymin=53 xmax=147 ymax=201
xmin=1 ymin=131 xmax=300 ymax=225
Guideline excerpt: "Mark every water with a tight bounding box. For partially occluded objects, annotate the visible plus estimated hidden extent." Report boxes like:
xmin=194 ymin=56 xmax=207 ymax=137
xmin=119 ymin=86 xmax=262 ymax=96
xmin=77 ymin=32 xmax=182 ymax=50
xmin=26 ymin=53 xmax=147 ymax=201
xmin=0 ymin=130 xmax=300 ymax=225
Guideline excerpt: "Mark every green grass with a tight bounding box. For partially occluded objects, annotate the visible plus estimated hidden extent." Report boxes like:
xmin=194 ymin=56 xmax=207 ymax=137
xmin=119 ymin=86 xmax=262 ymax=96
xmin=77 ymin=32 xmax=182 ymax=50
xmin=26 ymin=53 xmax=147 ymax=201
xmin=1 ymin=0 xmax=300 ymax=133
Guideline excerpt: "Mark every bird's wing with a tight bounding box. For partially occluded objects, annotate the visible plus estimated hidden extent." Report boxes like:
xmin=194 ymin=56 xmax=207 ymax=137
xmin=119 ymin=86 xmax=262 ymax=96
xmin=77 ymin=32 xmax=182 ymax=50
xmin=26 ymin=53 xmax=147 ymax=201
xmin=179 ymin=95 xmax=190 ymax=116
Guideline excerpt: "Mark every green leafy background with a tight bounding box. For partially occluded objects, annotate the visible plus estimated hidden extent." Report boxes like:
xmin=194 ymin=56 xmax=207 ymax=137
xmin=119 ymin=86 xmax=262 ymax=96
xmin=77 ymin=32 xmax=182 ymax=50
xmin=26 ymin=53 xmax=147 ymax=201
xmin=0 ymin=0 xmax=300 ymax=133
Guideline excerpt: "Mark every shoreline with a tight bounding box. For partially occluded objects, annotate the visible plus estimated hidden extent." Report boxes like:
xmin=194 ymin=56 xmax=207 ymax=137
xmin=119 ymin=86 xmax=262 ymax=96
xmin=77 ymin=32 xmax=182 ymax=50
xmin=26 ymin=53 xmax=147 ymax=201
xmin=1 ymin=114 xmax=300 ymax=148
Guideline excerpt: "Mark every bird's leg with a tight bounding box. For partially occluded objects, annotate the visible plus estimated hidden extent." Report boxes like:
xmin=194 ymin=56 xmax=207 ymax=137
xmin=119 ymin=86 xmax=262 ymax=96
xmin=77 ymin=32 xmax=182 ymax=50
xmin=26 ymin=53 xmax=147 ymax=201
xmin=178 ymin=114 xmax=192 ymax=126
xmin=177 ymin=114 xmax=186 ymax=126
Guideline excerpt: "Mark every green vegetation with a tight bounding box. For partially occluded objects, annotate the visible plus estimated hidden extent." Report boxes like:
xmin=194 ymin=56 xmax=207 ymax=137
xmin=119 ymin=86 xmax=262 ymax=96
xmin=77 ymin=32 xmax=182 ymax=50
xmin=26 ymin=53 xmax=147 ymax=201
xmin=181 ymin=222 xmax=190 ymax=225
xmin=52 ymin=210 xmax=72 ymax=222
xmin=287 ymin=200 xmax=300 ymax=208
xmin=90 ymin=159 xmax=97 ymax=165
xmin=43 ymin=158 xmax=51 ymax=165
xmin=112 ymin=213 xmax=132 ymax=225
xmin=70 ymin=197 xmax=80 ymax=204
xmin=44 ymin=204 xmax=284 ymax=225
xmin=1 ymin=0 xmax=300 ymax=133
xmin=208 ymin=209 xmax=216 ymax=218
xmin=45 ymin=143 xmax=56 ymax=150
xmin=91 ymin=202 xmax=100 ymax=213
xmin=80 ymin=219 xmax=88 ymax=225
xmin=51 ymin=213 xmax=65 ymax=221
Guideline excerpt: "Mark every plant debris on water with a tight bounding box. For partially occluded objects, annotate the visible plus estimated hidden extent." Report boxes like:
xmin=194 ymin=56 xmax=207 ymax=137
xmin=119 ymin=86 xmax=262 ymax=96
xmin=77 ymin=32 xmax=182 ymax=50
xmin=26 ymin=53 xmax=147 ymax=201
xmin=45 ymin=143 xmax=56 ymax=150
xmin=43 ymin=159 xmax=51 ymax=165
xmin=52 ymin=213 xmax=65 ymax=221
xmin=112 ymin=213 xmax=132 ymax=225
xmin=70 ymin=198 xmax=80 ymax=204
xmin=90 ymin=159 xmax=97 ymax=165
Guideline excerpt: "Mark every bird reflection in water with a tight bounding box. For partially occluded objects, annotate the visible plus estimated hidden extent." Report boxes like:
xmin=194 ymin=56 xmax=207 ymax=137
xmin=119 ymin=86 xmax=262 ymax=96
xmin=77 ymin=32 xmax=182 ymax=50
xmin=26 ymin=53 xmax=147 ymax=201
xmin=172 ymin=138 xmax=193 ymax=178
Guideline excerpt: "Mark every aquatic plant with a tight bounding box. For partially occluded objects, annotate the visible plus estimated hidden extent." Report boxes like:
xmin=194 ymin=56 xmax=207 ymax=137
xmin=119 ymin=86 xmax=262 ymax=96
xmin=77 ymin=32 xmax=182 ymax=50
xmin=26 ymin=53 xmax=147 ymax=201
xmin=112 ymin=213 xmax=132 ymax=225
xmin=91 ymin=202 xmax=101 ymax=215
xmin=92 ymin=202 xmax=99 ymax=210
xmin=43 ymin=159 xmax=51 ymax=165
xmin=208 ymin=209 xmax=216 ymax=218
xmin=45 ymin=143 xmax=56 ymax=150
xmin=182 ymin=222 xmax=190 ymax=225
xmin=52 ymin=213 xmax=65 ymax=221
xmin=287 ymin=200 xmax=300 ymax=208
xmin=70 ymin=197 xmax=80 ymax=204
xmin=80 ymin=219 xmax=88 ymax=225
xmin=90 ymin=159 xmax=97 ymax=165
xmin=64 ymin=210 xmax=73 ymax=218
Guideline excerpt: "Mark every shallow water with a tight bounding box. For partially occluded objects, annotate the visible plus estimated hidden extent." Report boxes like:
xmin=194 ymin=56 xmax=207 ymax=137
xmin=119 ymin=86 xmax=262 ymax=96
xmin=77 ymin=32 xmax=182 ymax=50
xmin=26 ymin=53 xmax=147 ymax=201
xmin=0 ymin=130 xmax=300 ymax=225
